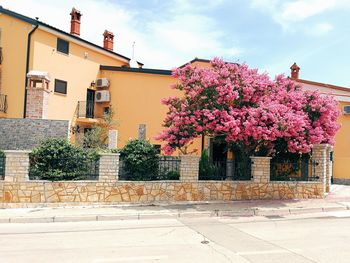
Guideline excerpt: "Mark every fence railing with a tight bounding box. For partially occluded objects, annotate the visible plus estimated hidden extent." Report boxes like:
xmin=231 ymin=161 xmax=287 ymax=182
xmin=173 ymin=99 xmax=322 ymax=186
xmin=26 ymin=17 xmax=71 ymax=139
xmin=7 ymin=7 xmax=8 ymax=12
xmin=0 ymin=156 xmax=5 ymax=180
xmin=76 ymin=101 xmax=94 ymax=118
xmin=270 ymin=155 xmax=319 ymax=181
xmin=119 ymin=156 xmax=180 ymax=181
xmin=0 ymin=94 xmax=8 ymax=113
xmin=199 ymin=159 xmax=251 ymax=181
xmin=29 ymin=157 xmax=99 ymax=181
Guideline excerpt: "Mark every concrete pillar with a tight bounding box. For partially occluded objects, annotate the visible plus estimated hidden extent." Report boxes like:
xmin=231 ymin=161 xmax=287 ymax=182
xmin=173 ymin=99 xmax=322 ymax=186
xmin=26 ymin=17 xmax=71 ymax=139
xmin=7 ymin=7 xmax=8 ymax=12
xmin=4 ymin=150 xmax=30 ymax=182
xmin=180 ymin=155 xmax=200 ymax=182
xmin=312 ymin=144 xmax=328 ymax=194
xmin=325 ymin=145 xmax=333 ymax=193
xmin=98 ymin=153 xmax=119 ymax=182
xmin=250 ymin=156 xmax=271 ymax=183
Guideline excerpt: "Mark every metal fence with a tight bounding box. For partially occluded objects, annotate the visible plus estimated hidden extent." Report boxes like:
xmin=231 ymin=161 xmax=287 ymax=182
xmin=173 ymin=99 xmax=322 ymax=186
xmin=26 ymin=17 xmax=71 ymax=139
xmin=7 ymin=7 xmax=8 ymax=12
xmin=119 ymin=156 xmax=180 ymax=181
xmin=76 ymin=101 xmax=94 ymax=118
xmin=199 ymin=158 xmax=251 ymax=181
xmin=0 ymin=156 xmax=5 ymax=180
xmin=29 ymin=157 xmax=99 ymax=181
xmin=270 ymin=155 xmax=319 ymax=181
xmin=0 ymin=94 xmax=7 ymax=113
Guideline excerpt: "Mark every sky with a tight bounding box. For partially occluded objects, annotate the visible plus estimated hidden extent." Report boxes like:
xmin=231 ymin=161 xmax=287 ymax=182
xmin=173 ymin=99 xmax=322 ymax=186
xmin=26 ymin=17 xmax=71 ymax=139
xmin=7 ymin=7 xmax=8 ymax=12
xmin=2 ymin=0 xmax=350 ymax=87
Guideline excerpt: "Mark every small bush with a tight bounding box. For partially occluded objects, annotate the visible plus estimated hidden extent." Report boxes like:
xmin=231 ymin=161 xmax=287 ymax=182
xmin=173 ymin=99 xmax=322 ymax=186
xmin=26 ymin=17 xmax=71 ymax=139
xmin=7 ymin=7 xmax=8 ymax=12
xmin=30 ymin=138 xmax=99 ymax=181
xmin=120 ymin=139 xmax=159 ymax=180
xmin=0 ymin=150 xmax=4 ymax=158
xmin=199 ymin=149 xmax=224 ymax=180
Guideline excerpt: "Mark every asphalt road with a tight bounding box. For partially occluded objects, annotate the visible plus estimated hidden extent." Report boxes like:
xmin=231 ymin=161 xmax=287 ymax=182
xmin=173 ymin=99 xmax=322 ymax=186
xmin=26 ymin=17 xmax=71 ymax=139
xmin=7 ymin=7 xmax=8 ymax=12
xmin=1 ymin=211 xmax=350 ymax=263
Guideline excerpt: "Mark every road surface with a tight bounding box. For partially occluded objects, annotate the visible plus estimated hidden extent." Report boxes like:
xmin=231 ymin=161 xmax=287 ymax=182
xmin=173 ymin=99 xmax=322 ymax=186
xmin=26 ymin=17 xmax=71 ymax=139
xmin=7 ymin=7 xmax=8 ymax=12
xmin=0 ymin=211 xmax=350 ymax=262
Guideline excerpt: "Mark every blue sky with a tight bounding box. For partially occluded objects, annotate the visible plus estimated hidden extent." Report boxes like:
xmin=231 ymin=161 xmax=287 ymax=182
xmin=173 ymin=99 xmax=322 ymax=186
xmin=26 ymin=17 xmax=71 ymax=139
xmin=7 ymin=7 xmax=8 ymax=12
xmin=2 ymin=0 xmax=350 ymax=87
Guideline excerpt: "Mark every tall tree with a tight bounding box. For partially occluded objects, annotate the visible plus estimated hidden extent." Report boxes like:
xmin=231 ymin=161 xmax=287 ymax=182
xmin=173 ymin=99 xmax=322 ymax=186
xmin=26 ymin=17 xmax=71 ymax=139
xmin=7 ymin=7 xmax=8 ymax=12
xmin=156 ymin=58 xmax=340 ymax=156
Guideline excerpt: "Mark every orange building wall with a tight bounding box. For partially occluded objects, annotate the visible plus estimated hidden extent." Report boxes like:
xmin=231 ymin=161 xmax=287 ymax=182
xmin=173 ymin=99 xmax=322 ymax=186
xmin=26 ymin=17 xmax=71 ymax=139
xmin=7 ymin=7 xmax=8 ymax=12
xmin=333 ymin=101 xmax=350 ymax=180
xmin=0 ymin=14 xmax=33 ymax=118
xmin=100 ymin=70 xmax=202 ymax=154
xmin=30 ymin=28 xmax=127 ymax=122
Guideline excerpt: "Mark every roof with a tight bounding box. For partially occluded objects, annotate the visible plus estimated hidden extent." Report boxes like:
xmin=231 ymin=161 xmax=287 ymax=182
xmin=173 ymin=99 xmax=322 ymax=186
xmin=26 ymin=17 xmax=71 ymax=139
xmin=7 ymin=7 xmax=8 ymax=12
xmin=293 ymin=78 xmax=350 ymax=93
xmin=100 ymin=65 xmax=172 ymax=76
xmin=0 ymin=6 xmax=144 ymax=66
xmin=179 ymin=58 xmax=211 ymax=68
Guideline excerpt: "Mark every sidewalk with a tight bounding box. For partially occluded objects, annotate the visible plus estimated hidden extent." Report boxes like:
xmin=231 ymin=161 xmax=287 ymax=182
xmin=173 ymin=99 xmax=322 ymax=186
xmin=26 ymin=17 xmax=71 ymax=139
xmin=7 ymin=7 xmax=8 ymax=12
xmin=0 ymin=184 xmax=349 ymax=223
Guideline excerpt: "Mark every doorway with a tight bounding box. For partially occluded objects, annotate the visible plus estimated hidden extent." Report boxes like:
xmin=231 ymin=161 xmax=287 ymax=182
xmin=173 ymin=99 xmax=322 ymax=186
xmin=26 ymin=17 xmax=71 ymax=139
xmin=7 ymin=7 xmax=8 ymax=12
xmin=86 ymin=89 xmax=95 ymax=118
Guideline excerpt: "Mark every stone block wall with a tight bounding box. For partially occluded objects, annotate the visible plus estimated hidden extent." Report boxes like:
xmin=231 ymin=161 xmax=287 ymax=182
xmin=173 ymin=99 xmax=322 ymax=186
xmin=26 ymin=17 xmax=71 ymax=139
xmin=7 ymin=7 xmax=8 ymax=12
xmin=98 ymin=153 xmax=119 ymax=182
xmin=0 ymin=118 xmax=69 ymax=150
xmin=4 ymin=150 xmax=30 ymax=182
xmin=0 ymin=147 xmax=330 ymax=207
xmin=180 ymin=155 xmax=200 ymax=181
xmin=251 ymin=157 xmax=271 ymax=183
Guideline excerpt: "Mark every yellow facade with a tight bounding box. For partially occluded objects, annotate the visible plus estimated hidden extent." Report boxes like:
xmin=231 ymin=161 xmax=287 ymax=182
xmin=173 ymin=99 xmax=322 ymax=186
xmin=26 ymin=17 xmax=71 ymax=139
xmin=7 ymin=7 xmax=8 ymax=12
xmin=1 ymin=6 xmax=350 ymax=181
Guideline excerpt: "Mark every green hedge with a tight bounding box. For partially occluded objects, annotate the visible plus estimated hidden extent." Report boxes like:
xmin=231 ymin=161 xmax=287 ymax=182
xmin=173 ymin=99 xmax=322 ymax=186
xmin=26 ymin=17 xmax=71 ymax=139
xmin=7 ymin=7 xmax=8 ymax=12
xmin=29 ymin=139 xmax=99 ymax=181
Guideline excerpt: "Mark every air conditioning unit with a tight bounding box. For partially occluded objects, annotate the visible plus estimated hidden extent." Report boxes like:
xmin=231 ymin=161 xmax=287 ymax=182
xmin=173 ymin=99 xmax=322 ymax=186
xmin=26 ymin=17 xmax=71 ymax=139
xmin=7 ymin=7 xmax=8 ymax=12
xmin=343 ymin=105 xmax=350 ymax=115
xmin=95 ymin=90 xmax=110 ymax=102
xmin=96 ymin=78 xmax=109 ymax=88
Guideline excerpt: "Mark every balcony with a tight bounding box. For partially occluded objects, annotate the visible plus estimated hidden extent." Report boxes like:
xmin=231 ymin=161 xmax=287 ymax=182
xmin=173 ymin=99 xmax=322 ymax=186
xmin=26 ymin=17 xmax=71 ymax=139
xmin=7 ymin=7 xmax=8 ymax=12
xmin=0 ymin=94 xmax=7 ymax=113
xmin=76 ymin=101 xmax=99 ymax=125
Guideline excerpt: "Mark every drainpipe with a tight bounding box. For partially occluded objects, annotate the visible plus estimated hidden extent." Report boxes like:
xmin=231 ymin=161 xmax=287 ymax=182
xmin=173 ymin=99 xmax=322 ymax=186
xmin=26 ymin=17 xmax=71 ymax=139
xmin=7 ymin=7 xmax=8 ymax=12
xmin=23 ymin=23 xmax=39 ymax=118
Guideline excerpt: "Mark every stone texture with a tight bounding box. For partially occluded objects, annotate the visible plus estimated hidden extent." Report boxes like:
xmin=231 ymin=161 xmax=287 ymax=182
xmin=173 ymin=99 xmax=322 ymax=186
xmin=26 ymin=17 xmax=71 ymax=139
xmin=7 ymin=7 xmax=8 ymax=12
xmin=4 ymin=150 xmax=30 ymax=182
xmin=0 ymin=118 xmax=69 ymax=150
xmin=26 ymin=87 xmax=49 ymax=119
xmin=98 ymin=153 xmax=119 ymax=182
xmin=180 ymin=155 xmax=199 ymax=182
xmin=312 ymin=144 xmax=329 ymax=193
xmin=251 ymin=156 xmax=271 ymax=183
xmin=0 ymin=180 xmax=324 ymax=207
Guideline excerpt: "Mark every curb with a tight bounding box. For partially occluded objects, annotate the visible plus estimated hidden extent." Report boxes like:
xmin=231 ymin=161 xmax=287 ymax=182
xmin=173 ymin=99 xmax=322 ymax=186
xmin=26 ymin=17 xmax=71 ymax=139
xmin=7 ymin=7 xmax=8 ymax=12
xmin=0 ymin=205 xmax=348 ymax=224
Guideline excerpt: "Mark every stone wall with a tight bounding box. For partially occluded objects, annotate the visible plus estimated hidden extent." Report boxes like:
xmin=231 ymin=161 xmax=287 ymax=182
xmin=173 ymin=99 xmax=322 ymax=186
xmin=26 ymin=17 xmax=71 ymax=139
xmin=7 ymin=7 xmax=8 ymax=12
xmin=0 ymin=118 xmax=69 ymax=150
xmin=0 ymin=181 xmax=324 ymax=208
xmin=0 ymin=148 xmax=329 ymax=208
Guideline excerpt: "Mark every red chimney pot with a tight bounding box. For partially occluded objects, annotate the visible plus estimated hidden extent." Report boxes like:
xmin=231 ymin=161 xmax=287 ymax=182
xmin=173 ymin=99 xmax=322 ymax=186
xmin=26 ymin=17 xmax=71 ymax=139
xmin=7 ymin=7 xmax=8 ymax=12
xmin=70 ymin=8 xmax=82 ymax=36
xmin=290 ymin=62 xmax=300 ymax=79
xmin=103 ymin=30 xmax=114 ymax=51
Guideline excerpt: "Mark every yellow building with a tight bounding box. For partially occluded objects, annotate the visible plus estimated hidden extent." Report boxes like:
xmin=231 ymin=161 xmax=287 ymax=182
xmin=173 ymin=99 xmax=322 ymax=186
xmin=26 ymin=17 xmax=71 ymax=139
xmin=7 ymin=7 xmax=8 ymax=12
xmin=0 ymin=6 xmax=202 ymax=153
xmin=0 ymin=6 xmax=349 ymax=183
xmin=290 ymin=63 xmax=350 ymax=184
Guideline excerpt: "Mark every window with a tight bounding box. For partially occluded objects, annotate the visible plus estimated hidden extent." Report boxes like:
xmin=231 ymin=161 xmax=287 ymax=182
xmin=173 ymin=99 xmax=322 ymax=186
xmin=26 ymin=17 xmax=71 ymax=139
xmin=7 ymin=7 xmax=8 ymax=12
xmin=153 ymin=144 xmax=161 ymax=154
xmin=54 ymin=79 xmax=67 ymax=94
xmin=57 ymin=38 xmax=69 ymax=54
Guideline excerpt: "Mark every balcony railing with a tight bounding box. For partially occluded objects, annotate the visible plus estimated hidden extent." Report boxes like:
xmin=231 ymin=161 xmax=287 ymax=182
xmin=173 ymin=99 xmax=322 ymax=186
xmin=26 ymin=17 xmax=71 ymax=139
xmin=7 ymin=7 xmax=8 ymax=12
xmin=0 ymin=94 xmax=7 ymax=113
xmin=76 ymin=101 xmax=94 ymax=118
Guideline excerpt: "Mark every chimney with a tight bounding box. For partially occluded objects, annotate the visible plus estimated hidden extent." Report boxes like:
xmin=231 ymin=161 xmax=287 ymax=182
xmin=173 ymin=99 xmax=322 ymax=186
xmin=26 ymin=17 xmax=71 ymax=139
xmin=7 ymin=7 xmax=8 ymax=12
xmin=103 ymin=30 xmax=114 ymax=51
xmin=290 ymin=62 xmax=300 ymax=79
xmin=70 ymin=8 xmax=82 ymax=36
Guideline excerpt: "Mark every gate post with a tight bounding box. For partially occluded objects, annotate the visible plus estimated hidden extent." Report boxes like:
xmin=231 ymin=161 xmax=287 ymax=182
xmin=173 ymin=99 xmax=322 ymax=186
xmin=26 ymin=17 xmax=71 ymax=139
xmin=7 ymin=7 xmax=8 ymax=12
xmin=325 ymin=145 xmax=333 ymax=193
xmin=99 ymin=153 xmax=119 ymax=182
xmin=250 ymin=156 xmax=271 ymax=183
xmin=180 ymin=155 xmax=199 ymax=182
xmin=4 ymin=150 xmax=30 ymax=182
xmin=312 ymin=144 xmax=328 ymax=194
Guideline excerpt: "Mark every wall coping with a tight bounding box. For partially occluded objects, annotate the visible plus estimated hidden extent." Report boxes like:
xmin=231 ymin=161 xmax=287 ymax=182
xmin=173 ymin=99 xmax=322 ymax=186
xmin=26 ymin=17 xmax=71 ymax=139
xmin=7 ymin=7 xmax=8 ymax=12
xmin=4 ymin=150 xmax=31 ymax=154
xmin=312 ymin=144 xmax=330 ymax=149
xmin=250 ymin=156 xmax=272 ymax=159
xmin=99 ymin=152 xmax=120 ymax=156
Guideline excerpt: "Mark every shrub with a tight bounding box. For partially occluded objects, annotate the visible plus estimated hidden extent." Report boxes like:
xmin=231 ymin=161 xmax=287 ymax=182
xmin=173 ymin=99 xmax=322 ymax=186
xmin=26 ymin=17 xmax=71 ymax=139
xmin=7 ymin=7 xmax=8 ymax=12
xmin=199 ymin=149 xmax=223 ymax=180
xmin=30 ymin=138 xmax=99 ymax=181
xmin=120 ymin=139 xmax=159 ymax=180
xmin=0 ymin=150 xmax=4 ymax=158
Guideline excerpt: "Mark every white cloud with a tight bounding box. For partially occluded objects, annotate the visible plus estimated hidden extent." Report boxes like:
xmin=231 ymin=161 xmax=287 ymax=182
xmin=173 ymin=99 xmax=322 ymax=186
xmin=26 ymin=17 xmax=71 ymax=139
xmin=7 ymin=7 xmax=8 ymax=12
xmin=305 ymin=22 xmax=333 ymax=36
xmin=1 ymin=0 xmax=240 ymax=69
xmin=250 ymin=0 xmax=345 ymax=33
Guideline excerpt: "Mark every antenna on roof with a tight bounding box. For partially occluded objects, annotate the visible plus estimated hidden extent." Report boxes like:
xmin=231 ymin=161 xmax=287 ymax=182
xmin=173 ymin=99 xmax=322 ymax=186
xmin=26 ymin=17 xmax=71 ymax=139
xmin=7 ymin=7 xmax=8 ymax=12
xmin=129 ymin=41 xmax=138 ymax=68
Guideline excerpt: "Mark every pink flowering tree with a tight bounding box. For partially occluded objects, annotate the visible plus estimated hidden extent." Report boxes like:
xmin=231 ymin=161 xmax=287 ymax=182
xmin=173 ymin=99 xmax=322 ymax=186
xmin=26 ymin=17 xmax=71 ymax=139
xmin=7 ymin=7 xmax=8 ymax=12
xmin=156 ymin=58 xmax=340 ymax=156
